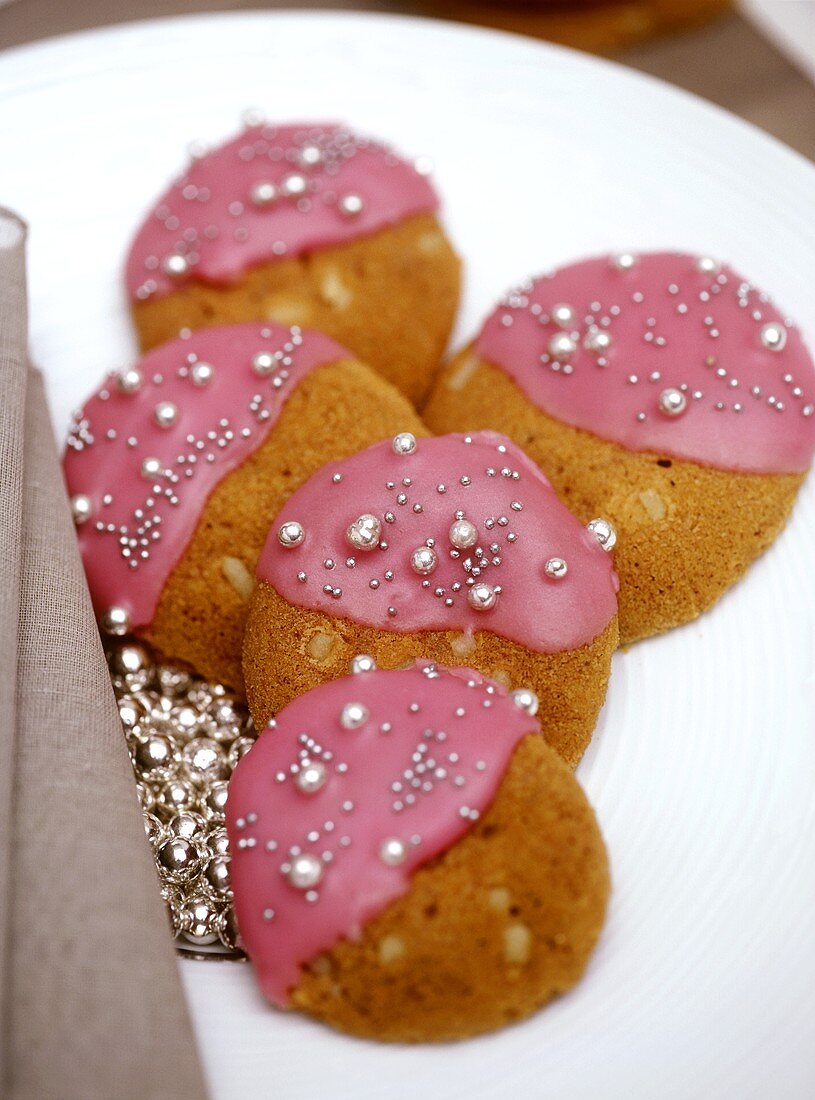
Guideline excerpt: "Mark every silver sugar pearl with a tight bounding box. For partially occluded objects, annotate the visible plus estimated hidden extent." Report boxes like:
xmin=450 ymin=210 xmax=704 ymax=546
xmin=135 ymin=781 xmax=155 ymax=813
xmin=338 ymin=193 xmax=364 ymax=217
xmin=295 ymin=761 xmax=328 ymax=794
xmin=611 ymin=252 xmax=638 ymax=271
xmin=511 ymin=688 xmax=539 ymax=716
xmin=250 ymin=180 xmax=279 ymax=206
xmin=119 ymin=694 xmax=147 ymax=731
xmin=587 ymin=517 xmax=617 ymax=552
xmin=202 ymin=855 xmax=232 ymax=898
xmin=252 ymin=350 xmax=276 ymax=376
xmin=467 ymin=582 xmax=498 ymax=611
xmin=392 ymin=432 xmax=417 ymax=456
xmin=133 ymin=734 xmax=174 ymax=778
xmin=548 ymin=332 xmax=577 ymax=360
xmin=157 ymin=665 xmax=192 ymax=696
xmin=168 ymin=810 xmax=208 ymax=842
xmin=156 ymin=837 xmax=201 ymax=884
xmin=346 ymin=513 xmax=381 ymax=552
xmin=180 ymin=895 xmax=220 ymax=945
xmin=143 ymin=812 xmax=165 ymax=847
xmin=71 ymin=494 xmax=92 ymax=525
xmin=544 ymin=557 xmax=568 ymax=580
xmin=227 ymin=736 xmax=255 ymax=771
xmin=695 ymin=256 xmax=720 ymax=274
xmin=203 ymin=781 xmax=230 ymax=820
xmin=216 ymin=907 xmax=239 ymax=951
xmin=116 ymin=367 xmax=143 ymax=394
xmin=168 ymin=703 xmax=202 ymax=741
xmin=350 ymin=654 xmax=377 ymax=674
xmin=411 ymin=545 xmax=438 ymax=575
xmin=210 ymin=698 xmax=242 ymax=731
xmin=340 ymin=701 xmax=369 ymax=730
xmin=584 ymin=328 xmax=613 ymax=353
xmin=154 ymin=401 xmax=178 ymax=429
xmin=162 ymin=252 xmax=189 ymax=278
xmin=100 ymin=606 xmax=131 ymax=636
xmin=658 ymin=387 xmax=687 ymax=417
xmin=760 ymin=322 xmax=787 ymax=352
xmin=155 ymin=779 xmax=198 ymax=820
xmin=287 ymin=853 xmax=323 ymax=889
xmin=183 ymin=738 xmax=227 ymax=786
xmin=282 ymin=172 xmax=308 ymax=197
xmin=208 ymin=826 xmax=230 ymax=857
xmin=449 ymin=518 xmax=478 ymax=550
xmin=551 ymin=303 xmax=576 ymax=329
xmin=299 ymin=143 xmax=323 ymax=167
xmin=141 ymin=456 xmax=163 ymax=480
xmin=110 ymin=641 xmax=151 ymax=676
xmin=277 ymin=520 xmax=305 ymax=548
xmin=379 ymin=837 xmax=407 ymax=866
xmin=190 ymin=361 xmax=214 ymax=386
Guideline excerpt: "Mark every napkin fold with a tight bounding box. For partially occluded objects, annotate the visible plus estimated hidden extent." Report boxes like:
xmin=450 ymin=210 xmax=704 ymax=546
xmin=0 ymin=208 xmax=208 ymax=1100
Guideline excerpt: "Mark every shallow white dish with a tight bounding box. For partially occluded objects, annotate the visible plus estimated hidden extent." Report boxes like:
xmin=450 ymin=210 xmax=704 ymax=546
xmin=1 ymin=12 xmax=814 ymax=1099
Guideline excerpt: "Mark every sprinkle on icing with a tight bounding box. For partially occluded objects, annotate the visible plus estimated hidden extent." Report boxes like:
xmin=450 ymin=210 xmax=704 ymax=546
xmin=475 ymin=252 xmax=815 ymax=474
xmin=226 ymin=660 xmax=538 ymax=1007
xmin=63 ymin=322 xmax=348 ymax=631
xmin=256 ymin=431 xmax=618 ymax=653
xmin=126 ymin=120 xmax=439 ymax=302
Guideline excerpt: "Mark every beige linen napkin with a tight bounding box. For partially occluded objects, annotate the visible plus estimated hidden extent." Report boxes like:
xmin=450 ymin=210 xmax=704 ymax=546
xmin=0 ymin=209 xmax=208 ymax=1100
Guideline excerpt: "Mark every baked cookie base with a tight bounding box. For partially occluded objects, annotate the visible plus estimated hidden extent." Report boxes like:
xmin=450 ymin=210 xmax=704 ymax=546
xmin=424 ymin=351 xmax=804 ymax=645
xmin=243 ymin=582 xmax=618 ymax=768
xmin=144 ymin=359 xmax=427 ymax=694
xmin=291 ymin=734 xmax=610 ymax=1042
xmin=132 ymin=213 xmax=461 ymax=407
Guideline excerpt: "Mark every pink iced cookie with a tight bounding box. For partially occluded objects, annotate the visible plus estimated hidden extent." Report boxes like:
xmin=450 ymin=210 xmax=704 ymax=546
xmin=244 ymin=432 xmax=619 ymax=766
xmin=126 ymin=121 xmax=438 ymax=303
xmin=126 ymin=119 xmax=461 ymax=405
xmin=424 ymin=253 xmax=815 ymax=643
xmin=65 ymin=323 xmax=344 ymax=631
xmin=63 ymin=322 xmax=423 ymax=691
xmin=473 ymin=252 xmax=815 ymax=475
xmin=256 ymin=431 xmax=617 ymax=651
xmin=226 ymin=660 xmax=610 ymax=1041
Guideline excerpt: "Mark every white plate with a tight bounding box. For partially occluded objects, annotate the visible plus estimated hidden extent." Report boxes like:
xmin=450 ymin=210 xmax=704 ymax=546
xmin=2 ymin=12 xmax=814 ymax=1099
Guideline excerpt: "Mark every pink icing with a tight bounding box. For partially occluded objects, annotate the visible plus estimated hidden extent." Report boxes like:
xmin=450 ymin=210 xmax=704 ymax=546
xmin=226 ymin=660 xmax=537 ymax=1007
xmin=256 ymin=431 xmax=618 ymax=653
xmin=475 ymin=252 xmax=815 ymax=474
xmin=63 ymin=322 xmax=348 ymax=629
xmin=125 ymin=121 xmax=439 ymax=302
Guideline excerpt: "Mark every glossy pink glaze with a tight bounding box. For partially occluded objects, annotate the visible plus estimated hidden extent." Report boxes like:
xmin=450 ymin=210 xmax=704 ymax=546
xmin=126 ymin=121 xmax=439 ymax=302
xmin=256 ymin=432 xmax=618 ymax=653
xmin=475 ymin=252 xmax=815 ymax=474
xmin=226 ymin=661 xmax=537 ymax=1007
xmin=63 ymin=322 xmax=348 ymax=628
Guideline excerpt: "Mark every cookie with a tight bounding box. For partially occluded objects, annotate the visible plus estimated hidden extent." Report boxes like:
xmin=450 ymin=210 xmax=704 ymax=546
xmin=243 ymin=431 xmax=619 ymax=767
xmin=424 ymin=0 xmax=730 ymax=55
xmin=126 ymin=120 xmax=461 ymax=405
xmin=424 ymin=252 xmax=815 ymax=644
xmin=64 ymin=322 xmax=425 ymax=693
xmin=227 ymin=660 xmax=610 ymax=1041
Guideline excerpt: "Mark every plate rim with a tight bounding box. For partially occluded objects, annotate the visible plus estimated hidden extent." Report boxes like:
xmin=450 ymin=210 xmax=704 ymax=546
xmin=1 ymin=7 xmax=814 ymax=188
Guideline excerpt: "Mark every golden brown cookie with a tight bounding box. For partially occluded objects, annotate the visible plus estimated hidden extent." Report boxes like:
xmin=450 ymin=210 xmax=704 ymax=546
xmin=126 ymin=121 xmax=460 ymax=406
xmin=418 ymin=0 xmax=730 ymax=55
xmin=227 ymin=661 xmax=610 ymax=1041
xmin=424 ymin=253 xmax=815 ymax=644
xmin=63 ymin=322 xmax=425 ymax=694
xmin=244 ymin=431 xmax=619 ymax=767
